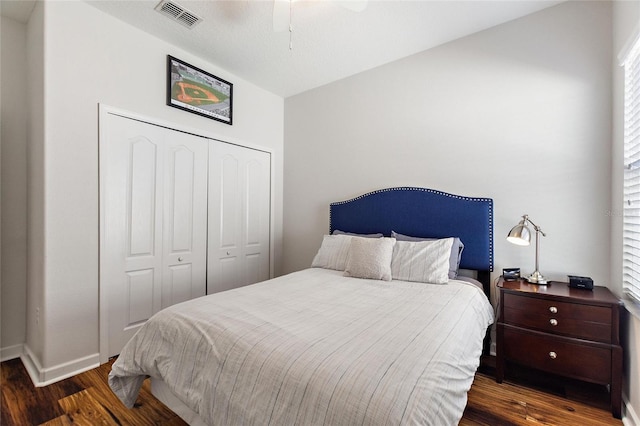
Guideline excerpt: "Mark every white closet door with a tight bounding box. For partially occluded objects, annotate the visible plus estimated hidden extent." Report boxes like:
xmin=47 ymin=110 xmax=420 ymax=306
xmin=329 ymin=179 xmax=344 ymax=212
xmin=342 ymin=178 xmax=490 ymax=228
xmin=101 ymin=113 xmax=208 ymax=358
xmin=161 ymin=137 xmax=208 ymax=308
xmin=242 ymin=154 xmax=271 ymax=285
xmin=208 ymin=142 xmax=270 ymax=294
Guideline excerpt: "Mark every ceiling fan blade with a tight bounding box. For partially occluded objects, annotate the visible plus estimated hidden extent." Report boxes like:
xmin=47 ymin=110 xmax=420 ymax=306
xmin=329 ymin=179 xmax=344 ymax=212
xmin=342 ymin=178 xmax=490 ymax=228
xmin=336 ymin=0 xmax=368 ymax=13
xmin=273 ymin=0 xmax=290 ymax=32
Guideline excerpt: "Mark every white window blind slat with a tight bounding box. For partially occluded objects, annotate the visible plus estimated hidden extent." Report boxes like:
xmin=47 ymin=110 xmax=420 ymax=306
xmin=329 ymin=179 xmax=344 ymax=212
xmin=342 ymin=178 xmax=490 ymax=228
xmin=623 ymin=34 xmax=640 ymax=304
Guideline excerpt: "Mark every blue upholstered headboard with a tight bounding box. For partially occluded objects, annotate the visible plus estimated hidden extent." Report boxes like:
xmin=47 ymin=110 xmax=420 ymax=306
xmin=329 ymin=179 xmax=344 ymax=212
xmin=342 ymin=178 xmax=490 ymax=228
xmin=329 ymin=187 xmax=494 ymax=273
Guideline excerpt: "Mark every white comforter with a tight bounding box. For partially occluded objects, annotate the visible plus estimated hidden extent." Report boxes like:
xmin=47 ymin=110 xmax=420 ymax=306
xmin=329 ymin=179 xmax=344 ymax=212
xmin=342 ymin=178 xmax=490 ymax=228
xmin=109 ymin=268 xmax=494 ymax=425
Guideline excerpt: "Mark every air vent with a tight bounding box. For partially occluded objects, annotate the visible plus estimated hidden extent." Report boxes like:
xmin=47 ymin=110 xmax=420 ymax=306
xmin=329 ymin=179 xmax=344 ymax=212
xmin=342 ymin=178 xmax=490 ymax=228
xmin=155 ymin=0 xmax=202 ymax=29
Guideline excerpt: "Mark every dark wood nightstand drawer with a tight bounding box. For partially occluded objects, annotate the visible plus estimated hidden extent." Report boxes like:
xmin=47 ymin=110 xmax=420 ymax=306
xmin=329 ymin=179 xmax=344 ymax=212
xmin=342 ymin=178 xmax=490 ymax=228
xmin=503 ymin=326 xmax=612 ymax=384
xmin=503 ymin=292 xmax=612 ymax=343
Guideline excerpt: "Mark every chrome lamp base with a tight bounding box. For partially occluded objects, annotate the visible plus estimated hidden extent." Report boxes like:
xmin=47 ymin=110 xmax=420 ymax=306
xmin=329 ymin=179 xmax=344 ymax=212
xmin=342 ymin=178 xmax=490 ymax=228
xmin=527 ymin=270 xmax=548 ymax=285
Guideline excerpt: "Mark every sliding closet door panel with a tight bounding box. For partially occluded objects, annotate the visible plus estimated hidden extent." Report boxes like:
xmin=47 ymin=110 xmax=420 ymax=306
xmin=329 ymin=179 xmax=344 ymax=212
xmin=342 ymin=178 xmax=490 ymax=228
xmin=220 ymin=154 xmax=241 ymax=253
xmin=169 ymin=147 xmax=196 ymax=251
xmin=165 ymin=264 xmax=193 ymax=307
xmin=217 ymin=257 xmax=242 ymax=292
xmin=128 ymin=140 xmax=158 ymax=257
xmin=102 ymin=113 xmax=207 ymax=358
xmin=126 ymin=269 xmax=155 ymax=327
xmin=103 ymin=116 xmax=164 ymax=356
xmin=209 ymin=144 xmax=242 ymax=293
xmin=245 ymin=158 xmax=266 ymax=244
xmin=161 ymin=137 xmax=208 ymax=308
xmin=243 ymin=254 xmax=263 ymax=286
xmin=243 ymin=153 xmax=271 ymax=286
xmin=208 ymin=142 xmax=270 ymax=294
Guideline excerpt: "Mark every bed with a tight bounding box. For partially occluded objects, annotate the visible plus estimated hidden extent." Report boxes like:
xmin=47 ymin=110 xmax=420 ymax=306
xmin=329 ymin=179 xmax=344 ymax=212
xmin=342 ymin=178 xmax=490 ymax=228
xmin=109 ymin=187 xmax=495 ymax=425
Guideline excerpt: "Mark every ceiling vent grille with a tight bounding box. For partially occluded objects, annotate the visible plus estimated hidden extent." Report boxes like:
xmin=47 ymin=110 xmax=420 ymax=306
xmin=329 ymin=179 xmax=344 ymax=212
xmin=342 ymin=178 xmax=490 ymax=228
xmin=155 ymin=0 xmax=202 ymax=29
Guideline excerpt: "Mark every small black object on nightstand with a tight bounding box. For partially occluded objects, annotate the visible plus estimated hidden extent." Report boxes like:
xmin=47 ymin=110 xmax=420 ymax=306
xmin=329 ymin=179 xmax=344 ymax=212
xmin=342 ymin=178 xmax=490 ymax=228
xmin=502 ymin=268 xmax=520 ymax=281
xmin=568 ymin=275 xmax=594 ymax=290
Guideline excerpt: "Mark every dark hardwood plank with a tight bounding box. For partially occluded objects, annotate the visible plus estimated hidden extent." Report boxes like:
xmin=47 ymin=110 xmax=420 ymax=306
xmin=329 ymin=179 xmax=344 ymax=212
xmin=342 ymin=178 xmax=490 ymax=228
xmin=70 ymin=362 xmax=182 ymax=425
xmin=58 ymin=388 xmax=120 ymax=425
xmin=1 ymin=358 xmax=80 ymax=425
xmin=463 ymin=373 xmax=621 ymax=425
xmin=40 ymin=415 xmax=74 ymax=426
xmin=1 ymin=356 xmax=622 ymax=425
xmin=1 ymin=358 xmax=184 ymax=426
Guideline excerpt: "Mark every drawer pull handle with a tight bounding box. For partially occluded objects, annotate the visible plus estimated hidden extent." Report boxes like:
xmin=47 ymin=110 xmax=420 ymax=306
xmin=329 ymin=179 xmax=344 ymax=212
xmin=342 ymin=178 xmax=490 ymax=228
xmin=550 ymin=319 xmax=558 ymax=326
xmin=549 ymin=351 xmax=557 ymax=359
xmin=549 ymin=306 xmax=558 ymax=314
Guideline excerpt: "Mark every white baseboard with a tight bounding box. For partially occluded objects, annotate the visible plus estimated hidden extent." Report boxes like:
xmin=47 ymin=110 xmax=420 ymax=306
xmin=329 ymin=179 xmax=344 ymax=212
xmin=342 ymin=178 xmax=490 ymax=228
xmin=0 ymin=343 xmax=24 ymax=362
xmin=21 ymin=345 xmax=100 ymax=387
xmin=624 ymin=394 xmax=640 ymax=426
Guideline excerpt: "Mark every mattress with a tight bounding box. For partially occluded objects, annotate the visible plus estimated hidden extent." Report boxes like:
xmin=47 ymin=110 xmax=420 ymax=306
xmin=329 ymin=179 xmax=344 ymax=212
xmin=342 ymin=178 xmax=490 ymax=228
xmin=109 ymin=268 xmax=494 ymax=425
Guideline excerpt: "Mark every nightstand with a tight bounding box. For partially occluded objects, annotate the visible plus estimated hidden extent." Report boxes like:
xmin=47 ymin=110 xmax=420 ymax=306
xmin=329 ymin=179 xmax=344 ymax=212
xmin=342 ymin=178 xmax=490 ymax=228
xmin=495 ymin=278 xmax=623 ymax=419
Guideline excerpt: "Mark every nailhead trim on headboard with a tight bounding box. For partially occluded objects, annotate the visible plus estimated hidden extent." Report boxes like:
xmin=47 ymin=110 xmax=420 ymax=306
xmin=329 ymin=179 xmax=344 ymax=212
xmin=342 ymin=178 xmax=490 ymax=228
xmin=330 ymin=187 xmax=493 ymax=205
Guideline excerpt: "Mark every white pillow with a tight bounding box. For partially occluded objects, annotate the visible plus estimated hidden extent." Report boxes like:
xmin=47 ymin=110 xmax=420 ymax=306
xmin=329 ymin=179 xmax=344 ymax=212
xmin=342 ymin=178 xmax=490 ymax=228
xmin=311 ymin=234 xmax=353 ymax=270
xmin=391 ymin=238 xmax=453 ymax=284
xmin=344 ymin=237 xmax=396 ymax=281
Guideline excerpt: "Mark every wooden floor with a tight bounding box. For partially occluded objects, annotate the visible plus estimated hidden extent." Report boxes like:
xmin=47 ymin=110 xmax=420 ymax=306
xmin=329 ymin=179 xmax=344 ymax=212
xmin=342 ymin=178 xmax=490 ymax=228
xmin=1 ymin=357 xmax=622 ymax=425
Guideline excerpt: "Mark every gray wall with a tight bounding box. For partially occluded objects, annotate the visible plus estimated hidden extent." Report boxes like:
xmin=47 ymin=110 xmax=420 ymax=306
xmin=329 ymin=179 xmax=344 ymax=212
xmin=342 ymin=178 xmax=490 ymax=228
xmin=1 ymin=16 xmax=28 ymax=359
xmin=284 ymin=1 xmax=612 ymax=293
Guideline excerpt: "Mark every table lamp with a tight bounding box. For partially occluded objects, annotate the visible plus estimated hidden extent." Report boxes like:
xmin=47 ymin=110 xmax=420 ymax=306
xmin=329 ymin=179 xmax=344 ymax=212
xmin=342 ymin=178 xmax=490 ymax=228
xmin=507 ymin=214 xmax=548 ymax=285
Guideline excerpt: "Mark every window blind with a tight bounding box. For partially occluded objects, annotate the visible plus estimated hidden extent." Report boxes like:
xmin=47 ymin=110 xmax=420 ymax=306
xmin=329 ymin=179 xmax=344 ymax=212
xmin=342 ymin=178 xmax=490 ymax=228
xmin=623 ymin=34 xmax=640 ymax=304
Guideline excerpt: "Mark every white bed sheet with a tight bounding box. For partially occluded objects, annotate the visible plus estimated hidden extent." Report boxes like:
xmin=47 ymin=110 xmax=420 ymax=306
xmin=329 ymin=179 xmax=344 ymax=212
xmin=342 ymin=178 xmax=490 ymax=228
xmin=109 ymin=268 xmax=494 ymax=425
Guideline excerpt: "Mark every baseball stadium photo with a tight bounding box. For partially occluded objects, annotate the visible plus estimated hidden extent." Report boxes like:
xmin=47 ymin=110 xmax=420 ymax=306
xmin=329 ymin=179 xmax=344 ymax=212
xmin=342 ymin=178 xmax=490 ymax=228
xmin=167 ymin=56 xmax=233 ymax=125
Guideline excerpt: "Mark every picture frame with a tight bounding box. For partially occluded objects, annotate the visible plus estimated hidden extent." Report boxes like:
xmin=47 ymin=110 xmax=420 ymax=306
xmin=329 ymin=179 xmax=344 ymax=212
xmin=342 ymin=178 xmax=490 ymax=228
xmin=166 ymin=55 xmax=233 ymax=125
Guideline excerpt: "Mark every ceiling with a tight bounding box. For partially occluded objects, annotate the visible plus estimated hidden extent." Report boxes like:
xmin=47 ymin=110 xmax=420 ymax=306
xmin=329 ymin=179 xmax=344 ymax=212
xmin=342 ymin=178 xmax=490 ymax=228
xmin=2 ymin=0 xmax=564 ymax=97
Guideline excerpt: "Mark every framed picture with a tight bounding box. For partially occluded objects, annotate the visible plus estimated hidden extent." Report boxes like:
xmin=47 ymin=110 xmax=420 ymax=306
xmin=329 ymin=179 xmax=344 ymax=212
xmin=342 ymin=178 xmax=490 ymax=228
xmin=166 ymin=55 xmax=233 ymax=125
